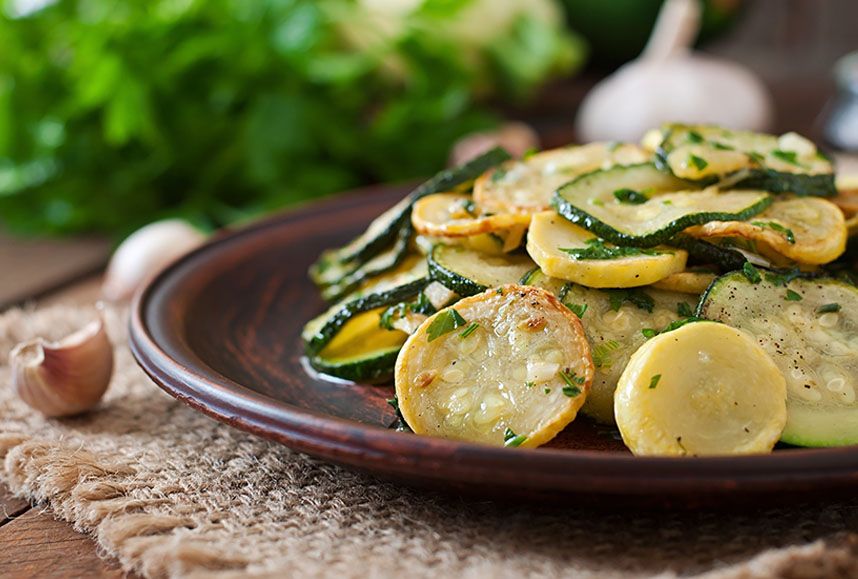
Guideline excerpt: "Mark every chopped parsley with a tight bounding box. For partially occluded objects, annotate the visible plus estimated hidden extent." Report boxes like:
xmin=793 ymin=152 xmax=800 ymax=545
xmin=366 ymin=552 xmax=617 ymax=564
xmin=764 ymin=268 xmax=803 ymax=287
xmin=560 ymin=238 xmax=663 ymax=261
xmin=785 ymin=289 xmax=803 ymax=301
xmin=659 ymin=317 xmax=713 ymax=335
xmin=649 ymin=374 xmax=661 ymax=389
xmin=817 ymin=303 xmax=841 ymax=314
xmin=751 ymin=221 xmax=795 ymax=244
xmin=461 ymin=199 xmax=477 ymax=217
xmin=607 ymin=288 xmax=655 ymax=313
xmin=503 ymin=427 xmax=527 ymax=447
xmin=525 ymin=381 xmax=534 ymax=388
xmin=426 ymin=309 xmax=467 ymax=341
xmin=677 ymin=302 xmax=693 ymax=317
xmin=710 ymin=141 xmax=734 ymax=151
xmin=544 ymin=388 xmax=551 ymax=394
xmin=379 ymin=293 xmax=436 ymax=330
xmin=386 ymin=396 xmax=413 ymax=432
xmin=495 ymin=287 xmax=504 ymax=295
xmin=742 ymin=262 xmax=762 ymax=284
xmin=523 ymin=147 xmax=538 ymax=159
xmin=592 ymin=340 xmax=620 ymax=368
xmin=613 ymin=188 xmax=648 ymax=205
xmin=641 ymin=328 xmax=658 ymax=339
xmin=748 ymin=151 xmax=766 ymax=164
xmin=459 ymin=322 xmax=479 ymax=338
xmin=565 ymin=302 xmax=588 ymax=318
xmin=688 ymin=154 xmax=708 ymax=171
xmin=771 ymin=149 xmax=808 ymax=168
xmin=687 ymin=130 xmax=704 ymax=144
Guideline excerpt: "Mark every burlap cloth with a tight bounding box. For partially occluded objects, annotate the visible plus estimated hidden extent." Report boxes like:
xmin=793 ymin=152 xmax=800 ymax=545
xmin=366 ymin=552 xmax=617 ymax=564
xmin=2 ymin=303 xmax=858 ymax=578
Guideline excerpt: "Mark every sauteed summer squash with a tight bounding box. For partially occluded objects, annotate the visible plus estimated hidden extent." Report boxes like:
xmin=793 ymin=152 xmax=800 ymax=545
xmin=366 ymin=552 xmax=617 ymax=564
xmin=304 ymin=123 xmax=856 ymax=455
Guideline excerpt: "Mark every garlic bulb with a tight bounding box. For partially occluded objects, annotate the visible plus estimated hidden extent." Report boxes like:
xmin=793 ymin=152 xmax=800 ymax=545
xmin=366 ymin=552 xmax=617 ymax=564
xmin=10 ymin=315 xmax=114 ymax=417
xmin=102 ymin=219 xmax=207 ymax=301
xmin=576 ymin=0 xmax=773 ymax=143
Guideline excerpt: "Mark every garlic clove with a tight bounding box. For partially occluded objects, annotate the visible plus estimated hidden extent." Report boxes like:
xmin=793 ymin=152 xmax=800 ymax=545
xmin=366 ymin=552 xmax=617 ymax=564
xmin=10 ymin=315 xmax=114 ymax=417
xmin=102 ymin=219 xmax=207 ymax=302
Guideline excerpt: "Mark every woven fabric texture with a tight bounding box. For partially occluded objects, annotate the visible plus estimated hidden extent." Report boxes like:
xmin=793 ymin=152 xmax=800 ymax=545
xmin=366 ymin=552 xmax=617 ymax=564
xmin=1 ymin=303 xmax=858 ymax=579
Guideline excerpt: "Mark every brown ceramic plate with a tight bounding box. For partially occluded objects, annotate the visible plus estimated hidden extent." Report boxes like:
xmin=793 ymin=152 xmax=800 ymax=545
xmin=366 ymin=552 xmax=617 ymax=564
xmin=130 ymin=183 xmax=858 ymax=507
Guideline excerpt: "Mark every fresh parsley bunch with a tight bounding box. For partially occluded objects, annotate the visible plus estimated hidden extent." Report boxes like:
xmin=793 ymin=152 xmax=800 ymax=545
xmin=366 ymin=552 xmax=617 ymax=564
xmin=0 ymin=0 xmax=583 ymax=237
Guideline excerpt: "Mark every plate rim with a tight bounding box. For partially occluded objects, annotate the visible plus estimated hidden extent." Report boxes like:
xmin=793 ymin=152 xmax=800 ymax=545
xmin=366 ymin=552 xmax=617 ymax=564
xmin=129 ymin=184 xmax=858 ymax=501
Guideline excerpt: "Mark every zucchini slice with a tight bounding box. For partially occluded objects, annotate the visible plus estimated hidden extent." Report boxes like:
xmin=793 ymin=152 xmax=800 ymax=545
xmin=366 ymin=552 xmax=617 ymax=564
xmin=651 ymin=270 xmax=717 ymax=294
xmin=473 ymin=142 xmax=649 ymax=214
xmin=428 ymin=244 xmax=536 ymax=296
xmin=526 ymin=211 xmax=687 ymax=288
xmin=559 ymin=283 xmax=686 ymax=424
xmin=683 ymin=197 xmax=847 ymax=265
xmin=394 ymin=285 xmax=593 ymax=447
xmin=411 ymin=193 xmax=531 ymax=238
xmin=552 ymin=163 xmax=772 ymax=247
xmin=311 ymin=308 xmax=409 ymax=383
xmin=310 ymin=146 xmax=511 ymax=289
xmin=698 ymin=272 xmax=858 ymax=447
xmin=614 ymin=321 xmax=787 ymax=456
xmin=656 ymin=124 xmax=836 ymax=197
xmin=518 ymin=268 xmax=566 ymax=295
xmin=303 ymin=255 xmax=429 ymax=355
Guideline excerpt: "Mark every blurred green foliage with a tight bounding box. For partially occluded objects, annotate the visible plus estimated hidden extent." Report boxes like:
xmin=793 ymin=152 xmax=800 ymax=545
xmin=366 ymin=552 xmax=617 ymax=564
xmin=0 ymin=0 xmax=584 ymax=237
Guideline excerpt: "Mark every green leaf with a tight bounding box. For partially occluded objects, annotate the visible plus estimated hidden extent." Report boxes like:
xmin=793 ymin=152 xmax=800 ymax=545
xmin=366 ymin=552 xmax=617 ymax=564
xmin=816 ymin=303 xmax=841 ymax=314
xmin=641 ymin=328 xmax=657 ymax=339
xmin=426 ymin=308 xmax=468 ymax=341
xmin=742 ymin=262 xmax=762 ymax=284
xmin=785 ymin=289 xmax=803 ymax=301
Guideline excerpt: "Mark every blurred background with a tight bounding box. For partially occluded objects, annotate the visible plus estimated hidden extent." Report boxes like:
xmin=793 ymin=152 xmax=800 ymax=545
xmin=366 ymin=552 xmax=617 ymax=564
xmin=0 ymin=0 xmax=856 ymax=244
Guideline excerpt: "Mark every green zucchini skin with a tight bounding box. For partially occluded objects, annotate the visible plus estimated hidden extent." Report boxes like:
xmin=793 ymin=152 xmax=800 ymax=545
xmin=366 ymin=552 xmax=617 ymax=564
xmin=655 ymin=124 xmax=837 ymax=197
xmin=304 ymin=275 xmax=429 ymax=356
xmin=551 ymin=163 xmax=773 ymax=248
xmin=668 ymin=233 xmax=747 ymax=271
xmin=309 ymin=348 xmax=401 ymax=384
xmin=428 ymin=245 xmax=536 ymax=296
xmin=698 ymin=271 xmax=858 ymax=446
xmin=309 ymin=146 xmax=511 ymax=289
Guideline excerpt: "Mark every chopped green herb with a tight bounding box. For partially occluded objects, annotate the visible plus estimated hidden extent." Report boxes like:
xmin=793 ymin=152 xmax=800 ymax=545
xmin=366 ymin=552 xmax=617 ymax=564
xmin=659 ymin=317 xmax=713 ymax=334
xmin=764 ymin=268 xmax=803 ymax=287
xmin=592 ymin=341 xmax=620 ymax=368
xmin=816 ymin=150 xmax=832 ymax=163
xmin=607 ymin=288 xmax=655 ymax=313
xmin=688 ymin=154 xmax=708 ymax=171
xmin=677 ymin=302 xmax=693 ymax=317
xmin=459 ymin=322 xmax=479 ymax=338
xmin=561 ymin=238 xmax=664 ymax=261
xmin=544 ymin=388 xmax=551 ymax=394
xmin=751 ymin=221 xmax=795 ymax=244
xmin=771 ymin=149 xmax=808 ymax=168
xmin=490 ymin=167 xmax=508 ymax=182
xmin=495 ymin=287 xmax=504 ymax=295
xmin=561 ymin=369 xmax=586 ymax=386
xmin=565 ymin=302 xmax=588 ymax=318
xmin=562 ymin=385 xmax=582 ymax=397
xmin=461 ymin=199 xmax=477 ymax=217
xmin=742 ymin=262 xmax=762 ymax=284
xmin=816 ymin=303 xmax=841 ymax=314
xmin=381 ymin=293 xmax=438 ymax=330
xmin=590 ymin=198 xmax=605 ymax=207
xmin=687 ymin=130 xmax=704 ymax=144
xmin=613 ymin=188 xmax=648 ymax=205
xmin=661 ymin=200 xmax=673 ymax=206
xmin=785 ymin=289 xmax=803 ymax=301
xmin=649 ymin=374 xmax=661 ymax=389
xmin=525 ymin=381 xmax=534 ymax=388
xmin=748 ymin=151 xmax=766 ymax=164
xmin=523 ymin=147 xmax=538 ymax=159
xmin=710 ymin=141 xmax=734 ymax=151
xmin=426 ymin=309 xmax=468 ymax=341
xmin=641 ymin=328 xmax=658 ymax=339
xmin=386 ymin=396 xmax=413 ymax=433
xmin=503 ymin=427 xmax=527 ymax=447
xmin=411 ymin=292 xmax=436 ymax=315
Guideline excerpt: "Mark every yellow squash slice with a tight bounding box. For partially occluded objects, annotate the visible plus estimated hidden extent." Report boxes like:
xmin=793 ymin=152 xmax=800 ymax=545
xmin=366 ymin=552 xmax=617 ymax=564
xmin=395 ymin=285 xmax=593 ymax=447
xmin=473 ymin=142 xmax=649 ymax=214
xmin=411 ymin=193 xmax=531 ymax=243
xmin=683 ymin=197 xmax=846 ymax=265
xmin=614 ymin=321 xmax=788 ymax=456
xmin=526 ymin=211 xmax=687 ymax=288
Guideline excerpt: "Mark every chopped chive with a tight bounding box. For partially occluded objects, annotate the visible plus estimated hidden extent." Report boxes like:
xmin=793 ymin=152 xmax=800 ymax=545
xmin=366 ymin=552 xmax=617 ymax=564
xmin=592 ymin=340 xmax=621 ymax=368
xmin=562 ymin=385 xmax=582 ymax=397
xmin=785 ymin=289 xmax=803 ymax=301
xmin=816 ymin=303 xmax=841 ymax=314
xmin=649 ymin=374 xmax=661 ymax=389
xmin=561 ymin=369 xmax=586 ymax=386
xmin=565 ymin=302 xmax=588 ymax=318
xmin=742 ymin=262 xmax=762 ymax=284
xmin=503 ymin=427 xmax=527 ymax=447
xmin=459 ymin=322 xmax=479 ymax=338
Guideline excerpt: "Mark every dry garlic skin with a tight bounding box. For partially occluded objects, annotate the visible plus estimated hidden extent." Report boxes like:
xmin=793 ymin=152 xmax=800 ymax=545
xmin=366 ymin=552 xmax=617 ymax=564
xmin=395 ymin=284 xmax=593 ymax=447
xmin=614 ymin=321 xmax=787 ymax=456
